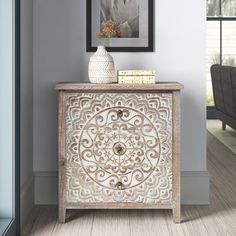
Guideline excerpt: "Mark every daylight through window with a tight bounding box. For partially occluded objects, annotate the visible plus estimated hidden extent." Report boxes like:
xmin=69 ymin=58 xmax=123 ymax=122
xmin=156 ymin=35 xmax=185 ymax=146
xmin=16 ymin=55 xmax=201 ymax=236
xmin=207 ymin=0 xmax=236 ymax=106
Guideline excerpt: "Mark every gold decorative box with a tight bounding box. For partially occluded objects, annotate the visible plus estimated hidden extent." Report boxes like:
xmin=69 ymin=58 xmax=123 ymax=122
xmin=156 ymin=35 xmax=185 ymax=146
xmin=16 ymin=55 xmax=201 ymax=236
xmin=118 ymin=70 xmax=156 ymax=84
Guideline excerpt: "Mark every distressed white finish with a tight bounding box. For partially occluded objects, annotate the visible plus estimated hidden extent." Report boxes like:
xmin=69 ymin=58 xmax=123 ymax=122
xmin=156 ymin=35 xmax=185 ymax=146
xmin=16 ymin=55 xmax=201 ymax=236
xmin=65 ymin=93 xmax=173 ymax=204
xmin=56 ymin=83 xmax=182 ymax=223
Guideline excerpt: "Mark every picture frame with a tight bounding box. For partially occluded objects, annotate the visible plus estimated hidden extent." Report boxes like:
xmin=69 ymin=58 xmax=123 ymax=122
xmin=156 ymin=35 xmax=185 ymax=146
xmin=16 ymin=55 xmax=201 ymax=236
xmin=86 ymin=0 xmax=154 ymax=52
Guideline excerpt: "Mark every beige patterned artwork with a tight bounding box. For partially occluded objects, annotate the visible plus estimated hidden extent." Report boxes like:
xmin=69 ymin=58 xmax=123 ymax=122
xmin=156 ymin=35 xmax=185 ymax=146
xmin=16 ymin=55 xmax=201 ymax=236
xmin=65 ymin=93 xmax=173 ymax=204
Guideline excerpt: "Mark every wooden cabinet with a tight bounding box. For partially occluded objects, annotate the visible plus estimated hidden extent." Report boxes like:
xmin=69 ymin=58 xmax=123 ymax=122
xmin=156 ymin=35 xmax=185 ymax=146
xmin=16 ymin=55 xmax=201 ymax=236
xmin=55 ymin=83 xmax=183 ymax=223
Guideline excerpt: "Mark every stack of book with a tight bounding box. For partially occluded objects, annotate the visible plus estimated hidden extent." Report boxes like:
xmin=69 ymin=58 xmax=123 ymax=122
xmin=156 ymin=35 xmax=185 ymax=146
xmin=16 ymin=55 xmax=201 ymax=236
xmin=118 ymin=70 xmax=156 ymax=84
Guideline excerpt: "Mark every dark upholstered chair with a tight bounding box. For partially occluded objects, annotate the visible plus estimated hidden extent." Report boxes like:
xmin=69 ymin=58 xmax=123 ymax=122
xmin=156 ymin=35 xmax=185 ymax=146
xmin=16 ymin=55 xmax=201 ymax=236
xmin=211 ymin=64 xmax=236 ymax=130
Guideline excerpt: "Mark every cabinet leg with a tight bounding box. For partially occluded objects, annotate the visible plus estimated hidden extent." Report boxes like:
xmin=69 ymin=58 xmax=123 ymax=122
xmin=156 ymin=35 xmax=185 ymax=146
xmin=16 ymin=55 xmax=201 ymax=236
xmin=59 ymin=206 xmax=66 ymax=223
xmin=222 ymin=122 xmax=226 ymax=131
xmin=173 ymin=205 xmax=181 ymax=224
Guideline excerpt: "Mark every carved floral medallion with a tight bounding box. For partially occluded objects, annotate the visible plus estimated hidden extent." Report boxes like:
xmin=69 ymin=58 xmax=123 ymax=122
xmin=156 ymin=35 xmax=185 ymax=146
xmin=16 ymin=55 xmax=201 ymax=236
xmin=65 ymin=93 xmax=172 ymax=204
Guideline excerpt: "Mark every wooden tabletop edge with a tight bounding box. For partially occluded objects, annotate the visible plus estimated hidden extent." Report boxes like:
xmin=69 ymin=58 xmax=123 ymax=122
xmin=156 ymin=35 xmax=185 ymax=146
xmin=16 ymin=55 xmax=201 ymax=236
xmin=54 ymin=82 xmax=184 ymax=91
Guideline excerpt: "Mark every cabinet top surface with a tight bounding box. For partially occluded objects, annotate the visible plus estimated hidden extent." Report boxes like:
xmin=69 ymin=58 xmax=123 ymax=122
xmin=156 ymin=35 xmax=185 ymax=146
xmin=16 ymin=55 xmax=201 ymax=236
xmin=55 ymin=82 xmax=184 ymax=92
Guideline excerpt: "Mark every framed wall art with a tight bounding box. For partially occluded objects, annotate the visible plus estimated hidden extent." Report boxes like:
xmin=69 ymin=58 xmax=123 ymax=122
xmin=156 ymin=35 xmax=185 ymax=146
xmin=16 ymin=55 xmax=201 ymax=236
xmin=86 ymin=0 xmax=154 ymax=52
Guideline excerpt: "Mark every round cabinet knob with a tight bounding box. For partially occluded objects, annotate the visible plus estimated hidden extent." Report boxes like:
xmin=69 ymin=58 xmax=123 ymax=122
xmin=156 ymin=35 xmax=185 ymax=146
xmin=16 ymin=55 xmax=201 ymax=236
xmin=115 ymin=181 xmax=124 ymax=190
xmin=116 ymin=144 xmax=123 ymax=154
xmin=117 ymin=109 xmax=123 ymax=118
xmin=113 ymin=142 xmax=126 ymax=156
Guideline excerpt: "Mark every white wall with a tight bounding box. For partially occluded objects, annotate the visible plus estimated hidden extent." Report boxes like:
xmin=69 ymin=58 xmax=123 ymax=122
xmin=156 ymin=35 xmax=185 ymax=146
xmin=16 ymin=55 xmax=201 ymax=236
xmin=33 ymin=0 xmax=209 ymax=204
xmin=21 ymin=0 xmax=34 ymax=226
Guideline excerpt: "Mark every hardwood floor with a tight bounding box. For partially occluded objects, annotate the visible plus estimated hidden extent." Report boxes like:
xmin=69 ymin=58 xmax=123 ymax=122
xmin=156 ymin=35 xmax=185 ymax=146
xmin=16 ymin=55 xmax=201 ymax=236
xmin=23 ymin=132 xmax=236 ymax=236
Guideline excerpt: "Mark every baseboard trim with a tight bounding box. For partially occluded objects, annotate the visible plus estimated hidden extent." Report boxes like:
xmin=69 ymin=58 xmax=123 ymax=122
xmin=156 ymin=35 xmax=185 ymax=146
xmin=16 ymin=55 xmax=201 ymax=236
xmin=34 ymin=171 xmax=209 ymax=205
xmin=181 ymin=171 xmax=209 ymax=204
xmin=21 ymin=174 xmax=34 ymax=227
xmin=34 ymin=171 xmax=58 ymax=204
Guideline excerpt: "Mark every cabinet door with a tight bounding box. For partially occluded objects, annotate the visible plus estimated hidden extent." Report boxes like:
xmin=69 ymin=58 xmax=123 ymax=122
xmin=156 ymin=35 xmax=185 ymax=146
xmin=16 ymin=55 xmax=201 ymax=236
xmin=64 ymin=93 xmax=173 ymax=204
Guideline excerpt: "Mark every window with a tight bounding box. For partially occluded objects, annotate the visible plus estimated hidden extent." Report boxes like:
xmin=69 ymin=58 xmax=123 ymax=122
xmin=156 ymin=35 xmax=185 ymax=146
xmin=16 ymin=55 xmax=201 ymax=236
xmin=207 ymin=0 xmax=236 ymax=109
xmin=0 ymin=0 xmax=20 ymax=235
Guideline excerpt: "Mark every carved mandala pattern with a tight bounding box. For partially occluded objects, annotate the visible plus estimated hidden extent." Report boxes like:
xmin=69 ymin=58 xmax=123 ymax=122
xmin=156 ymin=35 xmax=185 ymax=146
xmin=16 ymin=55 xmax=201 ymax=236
xmin=65 ymin=93 xmax=173 ymax=204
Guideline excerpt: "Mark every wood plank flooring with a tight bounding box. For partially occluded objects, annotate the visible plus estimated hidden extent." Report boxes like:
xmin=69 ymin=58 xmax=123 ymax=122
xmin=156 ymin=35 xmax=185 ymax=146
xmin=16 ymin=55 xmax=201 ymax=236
xmin=23 ymin=132 xmax=236 ymax=236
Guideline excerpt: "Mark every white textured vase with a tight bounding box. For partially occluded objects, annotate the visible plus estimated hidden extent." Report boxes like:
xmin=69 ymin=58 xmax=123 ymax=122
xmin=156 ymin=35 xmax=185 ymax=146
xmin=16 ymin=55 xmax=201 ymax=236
xmin=88 ymin=46 xmax=115 ymax=84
